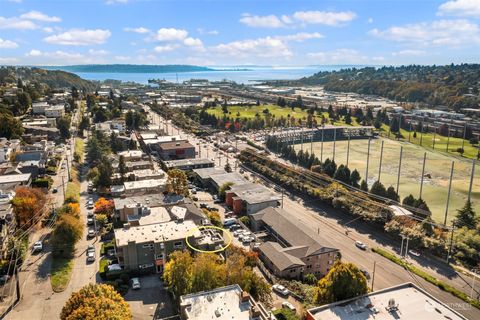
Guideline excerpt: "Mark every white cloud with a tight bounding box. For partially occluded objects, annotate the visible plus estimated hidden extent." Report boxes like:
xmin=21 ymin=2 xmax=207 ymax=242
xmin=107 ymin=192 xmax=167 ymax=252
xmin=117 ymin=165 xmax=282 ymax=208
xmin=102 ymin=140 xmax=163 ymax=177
xmin=155 ymin=28 xmax=188 ymax=41
xmin=438 ymin=0 xmax=480 ymax=17
xmin=0 ymin=57 xmax=19 ymax=64
xmin=88 ymin=49 xmax=109 ymax=55
xmin=43 ymin=27 xmax=54 ymax=33
xmin=183 ymin=37 xmax=203 ymax=47
xmin=392 ymin=50 xmax=427 ymax=56
xmin=106 ymin=0 xmax=128 ymax=4
xmin=240 ymin=14 xmax=286 ymax=28
xmin=214 ymin=37 xmax=292 ymax=58
xmin=154 ymin=44 xmax=179 ymax=53
xmin=20 ymin=11 xmax=61 ymax=22
xmin=26 ymin=49 xmax=84 ymax=60
xmin=369 ymin=19 xmax=480 ymax=47
xmin=24 ymin=49 xmax=109 ymax=65
xmin=293 ymin=10 xmax=357 ymax=26
xmin=0 ymin=38 xmax=18 ymax=49
xmin=0 ymin=16 xmax=38 ymax=30
xmin=44 ymin=29 xmax=111 ymax=46
xmin=308 ymin=49 xmax=375 ymax=64
xmin=197 ymin=28 xmax=219 ymax=35
xmin=124 ymin=27 xmax=150 ymax=34
xmin=26 ymin=49 xmax=43 ymax=56
xmin=115 ymin=55 xmax=131 ymax=61
xmin=276 ymin=32 xmax=323 ymax=42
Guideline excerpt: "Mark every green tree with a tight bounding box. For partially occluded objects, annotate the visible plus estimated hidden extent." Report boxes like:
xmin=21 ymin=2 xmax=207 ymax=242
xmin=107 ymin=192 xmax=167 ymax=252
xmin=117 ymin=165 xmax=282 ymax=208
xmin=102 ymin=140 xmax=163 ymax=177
xmin=386 ymin=186 xmax=400 ymax=202
xmin=333 ymin=165 xmax=351 ymax=184
xmin=191 ymin=254 xmax=225 ymax=293
xmin=402 ymin=194 xmax=416 ymax=207
xmin=350 ymin=169 xmax=361 ymax=188
xmin=456 ymin=200 xmax=477 ymax=229
xmin=16 ymin=91 xmax=31 ymax=115
xmin=118 ymin=155 xmax=127 ymax=183
xmin=60 ymin=284 xmax=131 ymax=320
xmin=370 ymin=181 xmax=387 ymax=197
xmin=0 ymin=113 xmax=24 ymax=139
xmin=360 ymin=180 xmax=369 ymax=192
xmin=97 ymin=161 xmax=113 ymax=189
xmin=57 ymin=116 xmax=72 ymax=140
xmin=219 ymin=182 xmax=234 ymax=201
xmin=166 ymin=169 xmax=189 ymax=196
xmin=314 ymin=261 xmax=368 ymax=304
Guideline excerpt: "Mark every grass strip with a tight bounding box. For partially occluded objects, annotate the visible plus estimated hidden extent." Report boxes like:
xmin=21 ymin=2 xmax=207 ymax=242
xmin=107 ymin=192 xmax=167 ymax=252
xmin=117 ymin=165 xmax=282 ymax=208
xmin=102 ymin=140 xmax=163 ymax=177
xmin=372 ymin=247 xmax=480 ymax=309
xmin=50 ymin=257 xmax=74 ymax=292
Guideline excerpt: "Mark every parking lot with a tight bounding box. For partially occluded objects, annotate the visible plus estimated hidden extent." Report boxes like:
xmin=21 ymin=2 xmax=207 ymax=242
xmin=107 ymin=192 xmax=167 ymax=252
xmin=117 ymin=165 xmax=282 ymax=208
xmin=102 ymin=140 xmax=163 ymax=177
xmin=123 ymin=275 xmax=177 ymax=320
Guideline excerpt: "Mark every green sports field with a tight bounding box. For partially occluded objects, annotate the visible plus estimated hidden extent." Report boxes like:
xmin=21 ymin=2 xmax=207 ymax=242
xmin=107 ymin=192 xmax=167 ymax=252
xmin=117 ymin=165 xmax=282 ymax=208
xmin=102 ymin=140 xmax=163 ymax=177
xmin=206 ymin=105 xmax=321 ymax=121
xmin=294 ymin=137 xmax=480 ymax=224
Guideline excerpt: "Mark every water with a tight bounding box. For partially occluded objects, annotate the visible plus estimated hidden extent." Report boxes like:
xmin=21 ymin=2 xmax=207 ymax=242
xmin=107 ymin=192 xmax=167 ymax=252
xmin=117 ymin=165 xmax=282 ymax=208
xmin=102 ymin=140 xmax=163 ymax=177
xmin=67 ymin=65 xmax=354 ymax=84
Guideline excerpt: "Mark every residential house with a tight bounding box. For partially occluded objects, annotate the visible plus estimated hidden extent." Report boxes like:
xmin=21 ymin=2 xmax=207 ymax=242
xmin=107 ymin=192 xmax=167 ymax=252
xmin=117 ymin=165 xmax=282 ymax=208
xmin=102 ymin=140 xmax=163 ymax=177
xmin=44 ymin=105 xmax=65 ymax=118
xmin=123 ymin=178 xmax=167 ymax=196
xmin=0 ymin=173 xmax=32 ymax=191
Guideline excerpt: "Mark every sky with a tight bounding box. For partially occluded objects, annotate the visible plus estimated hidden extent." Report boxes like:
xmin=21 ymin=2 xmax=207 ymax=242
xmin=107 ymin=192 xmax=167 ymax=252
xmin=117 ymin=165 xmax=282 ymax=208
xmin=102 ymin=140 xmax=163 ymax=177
xmin=0 ymin=0 xmax=480 ymax=66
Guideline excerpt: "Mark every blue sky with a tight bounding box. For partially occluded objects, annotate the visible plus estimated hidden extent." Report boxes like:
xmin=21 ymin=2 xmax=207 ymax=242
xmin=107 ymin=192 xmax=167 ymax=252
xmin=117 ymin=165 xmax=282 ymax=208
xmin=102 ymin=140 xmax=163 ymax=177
xmin=1 ymin=0 xmax=479 ymax=66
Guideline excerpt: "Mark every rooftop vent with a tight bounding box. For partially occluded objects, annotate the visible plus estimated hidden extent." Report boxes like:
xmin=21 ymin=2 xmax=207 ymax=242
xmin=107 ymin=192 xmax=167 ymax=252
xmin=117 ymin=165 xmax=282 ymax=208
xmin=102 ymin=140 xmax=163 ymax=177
xmin=214 ymin=309 xmax=221 ymax=317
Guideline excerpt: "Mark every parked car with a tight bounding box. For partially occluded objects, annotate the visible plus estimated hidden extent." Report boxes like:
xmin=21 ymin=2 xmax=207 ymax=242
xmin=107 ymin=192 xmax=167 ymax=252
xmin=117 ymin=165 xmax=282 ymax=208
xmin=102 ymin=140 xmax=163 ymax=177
xmin=131 ymin=277 xmax=141 ymax=290
xmin=87 ymin=217 xmax=94 ymax=225
xmin=242 ymin=237 xmax=254 ymax=244
xmin=32 ymin=241 xmax=43 ymax=253
xmin=108 ymin=264 xmax=122 ymax=271
xmin=355 ymin=241 xmax=367 ymax=250
xmin=87 ymin=211 xmax=94 ymax=218
xmin=272 ymin=284 xmax=289 ymax=296
xmin=87 ymin=228 xmax=95 ymax=238
xmin=86 ymin=250 xmax=95 ymax=262
xmin=360 ymin=269 xmax=371 ymax=279
xmin=282 ymin=301 xmax=296 ymax=312
xmin=87 ymin=244 xmax=95 ymax=254
xmin=233 ymin=230 xmax=242 ymax=237
xmin=191 ymin=189 xmax=197 ymax=194
xmin=408 ymin=250 xmax=421 ymax=257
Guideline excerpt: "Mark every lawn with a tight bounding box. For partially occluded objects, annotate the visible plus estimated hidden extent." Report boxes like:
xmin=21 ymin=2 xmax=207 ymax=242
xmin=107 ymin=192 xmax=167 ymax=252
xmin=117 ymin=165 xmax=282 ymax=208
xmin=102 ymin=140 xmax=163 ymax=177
xmin=206 ymin=104 xmax=322 ymax=121
xmin=297 ymin=136 xmax=480 ymax=224
xmin=74 ymin=138 xmax=85 ymax=163
xmin=65 ymin=167 xmax=80 ymax=202
xmin=50 ymin=257 xmax=74 ymax=292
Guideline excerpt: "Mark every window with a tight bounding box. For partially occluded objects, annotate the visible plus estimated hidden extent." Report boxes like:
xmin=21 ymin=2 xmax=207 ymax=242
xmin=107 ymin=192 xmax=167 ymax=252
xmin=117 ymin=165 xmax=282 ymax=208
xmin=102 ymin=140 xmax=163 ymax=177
xmin=290 ymin=268 xmax=296 ymax=273
xmin=155 ymin=254 xmax=164 ymax=260
xmin=173 ymin=241 xmax=183 ymax=249
xmin=306 ymin=265 xmax=312 ymax=269
xmin=139 ymin=263 xmax=154 ymax=269
xmin=142 ymin=243 xmax=154 ymax=249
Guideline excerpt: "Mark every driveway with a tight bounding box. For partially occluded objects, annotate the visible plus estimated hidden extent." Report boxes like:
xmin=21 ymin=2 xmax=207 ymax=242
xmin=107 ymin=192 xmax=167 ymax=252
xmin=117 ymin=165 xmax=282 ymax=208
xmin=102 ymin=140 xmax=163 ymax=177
xmin=124 ymin=275 xmax=176 ymax=320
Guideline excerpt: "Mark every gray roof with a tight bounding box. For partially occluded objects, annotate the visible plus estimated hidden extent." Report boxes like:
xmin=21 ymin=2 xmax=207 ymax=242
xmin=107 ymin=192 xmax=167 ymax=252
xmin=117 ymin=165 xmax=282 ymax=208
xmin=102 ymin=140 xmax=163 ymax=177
xmin=210 ymin=172 xmax=246 ymax=188
xmin=253 ymin=207 xmax=338 ymax=257
xmin=259 ymin=241 xmax=305 ymax=271
xmin=230 ymin=183 xmax=281 ymax=205
xmin=113 ymin=193 xmax=184 ymax=211
xmin=193 ymin=167 xmax=226 ymax=180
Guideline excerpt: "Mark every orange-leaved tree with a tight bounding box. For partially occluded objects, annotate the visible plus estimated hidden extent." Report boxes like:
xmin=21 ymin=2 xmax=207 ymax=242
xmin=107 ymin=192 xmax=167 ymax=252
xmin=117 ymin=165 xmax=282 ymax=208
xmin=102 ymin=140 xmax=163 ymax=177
xmin=60 ymin=283 xmax=131 ymax=320
xmin=93 ymin=197 xmax=114 ymax=217
xmin=11 ymin=186 xmax=47 ymax=229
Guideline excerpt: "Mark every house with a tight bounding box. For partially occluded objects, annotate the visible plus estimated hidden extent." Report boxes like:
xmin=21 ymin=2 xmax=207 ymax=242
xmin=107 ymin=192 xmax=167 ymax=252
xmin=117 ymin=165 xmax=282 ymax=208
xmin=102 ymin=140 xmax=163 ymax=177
xmin=0 ymin=139 xmax=21 ymax=164
xmin=32 ymin=101 xmax=49 ymax=115
xmin=179 ymin=285 xmax=269 ymax=320
xmin=44 ymin=105 xmax=65 ymax=118
xmin=306 ymin=282 xmax=467 ymax=320
xmin=16 ymin=160 xmax=45 ymax=179
xmin=0 ymin=173 xmax=32 ymax=191
xmin=23 ymin=125 xmax=59 ymax=141
xmin=117 ymin=150 xmax=145 ymax=162
xmin=251 ymin=207 xmax=339 ymax=280
xmin=226 ymin=183 xmax=281 ymax=215
xmin=113 ymin=193 xmax=184 ymax=222
xmin=163 ymin=158 xmax=214 ymax=171
xmin=158 ymin=141 xmax=196 ymax=160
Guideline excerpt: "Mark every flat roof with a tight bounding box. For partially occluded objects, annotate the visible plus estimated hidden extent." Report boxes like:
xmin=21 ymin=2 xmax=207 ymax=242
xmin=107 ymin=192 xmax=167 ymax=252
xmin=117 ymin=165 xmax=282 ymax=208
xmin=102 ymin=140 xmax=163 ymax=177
xmin=115 ymin=219 xmax=200 ymax=246
xmin=159 ymin=141 xmax=195 ymax=150
xmin=0 ymin=173 xmax=31 ymax=184
xmin=132 ymin=207 xmax=172 ymax=226
xmin=210 ymin=172 xmax=246 ymax=188
xmin=114 ymin=193 xmax=184 ymax=210
xmin=193 ymin=167 xmax=226 ymax=180
xmin=164 ymin=158 xmax=214 ymax=168
xmin=307 ymin=282 xmax=467 ymax=320
xmin=230 ymin=183 xmax=281 ymax=204
xmin=123 ymin=178 xmax=167 ymax=190
xmin=180 ymin=284 xmax=251 ymax=320
xmin=118 ymin=150 xmax=144 ymax=158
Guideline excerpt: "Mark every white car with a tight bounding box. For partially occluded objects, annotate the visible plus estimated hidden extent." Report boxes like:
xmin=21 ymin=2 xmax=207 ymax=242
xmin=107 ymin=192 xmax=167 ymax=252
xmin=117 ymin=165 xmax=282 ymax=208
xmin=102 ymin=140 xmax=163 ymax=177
xmin=108 ymin=264 xmax=122 ymax=271
xmin=272 ymin=284 xmax=289 ymax=296
xmin=87 ymin=229 xmax=95 ymax=238
xmin=87 ymin=217 xmax=94 ymax=225
xmin=282 ymin=301 xmax=296 ymax=312
xmin=32 ymin=241 xmax=43 ymax=253
xmin=131 ymin=277 xmax=141 ymax=290
xmin=86 ymin=250 xmax=95 ymax=262
xmin=355 ymin=241 xmax=367 ymax=250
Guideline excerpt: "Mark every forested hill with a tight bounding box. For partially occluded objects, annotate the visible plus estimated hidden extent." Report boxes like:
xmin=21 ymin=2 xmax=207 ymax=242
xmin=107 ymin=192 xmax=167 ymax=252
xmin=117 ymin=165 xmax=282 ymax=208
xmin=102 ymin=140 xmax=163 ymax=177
xmin=0 ymin=66 xmax=95 ymax=91
xmin=42 ymin=64 xmax=214 ymax=73
xmin=297 ymin=64 xmax=480 ymax=110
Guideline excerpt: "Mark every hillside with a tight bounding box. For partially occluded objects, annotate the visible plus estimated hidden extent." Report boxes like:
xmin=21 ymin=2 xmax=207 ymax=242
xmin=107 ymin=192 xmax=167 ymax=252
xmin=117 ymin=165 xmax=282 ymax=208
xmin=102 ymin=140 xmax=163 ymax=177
xmin=42 ymin=64 xmax=214 ymax=74
xmin=0 ymin=66 xmax=95 ymax=91
xmin=295 ymin=64 xmax=480 ymax=110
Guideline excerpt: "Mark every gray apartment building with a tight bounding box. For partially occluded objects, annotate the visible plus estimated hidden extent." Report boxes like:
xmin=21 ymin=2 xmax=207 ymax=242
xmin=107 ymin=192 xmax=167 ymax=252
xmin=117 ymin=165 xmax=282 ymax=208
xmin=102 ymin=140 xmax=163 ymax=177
xmin=251 ymin=207 xmax=340 ymax=280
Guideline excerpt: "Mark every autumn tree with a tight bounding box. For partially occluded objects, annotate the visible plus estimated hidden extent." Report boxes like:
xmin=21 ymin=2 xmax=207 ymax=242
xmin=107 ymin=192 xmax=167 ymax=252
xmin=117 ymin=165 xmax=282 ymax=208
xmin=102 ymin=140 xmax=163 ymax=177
xmin=94 ymin=197 xmax=114 ymax=218
xmin=163 ymin=251 xmax=194 ymax=299
xmin=60 ymin=283 xmax=131 ymax=320
xmin=50 ymin=214 xmax=83 ymax=258
xmin=166 ymin=169 xmax=189 ymax=196
xmin=11 ymin=187 xmax=47 ymax=229
xmin=191 ymin=254 xmax=225 ymax=293
xmin=314 ymin=261 xmax=368 ymax=304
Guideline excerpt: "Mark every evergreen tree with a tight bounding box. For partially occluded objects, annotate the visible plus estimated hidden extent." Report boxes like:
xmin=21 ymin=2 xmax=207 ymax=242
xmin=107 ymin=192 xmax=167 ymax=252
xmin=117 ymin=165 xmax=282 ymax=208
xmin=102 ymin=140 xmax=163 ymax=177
xmin=386 ymin=186 xmax=400 ymax=202
xmin=360 ymin=180 xmax=369 ymax=191
xmin=350 ymin=169 xmax=361 ymax=188
xmin=456 ymin=200 xmax=477 ymax=229
xmin=370 ymin=181 xmax=387 ymax=197
xmin=334 ymin=165 xmax=351 ymax=184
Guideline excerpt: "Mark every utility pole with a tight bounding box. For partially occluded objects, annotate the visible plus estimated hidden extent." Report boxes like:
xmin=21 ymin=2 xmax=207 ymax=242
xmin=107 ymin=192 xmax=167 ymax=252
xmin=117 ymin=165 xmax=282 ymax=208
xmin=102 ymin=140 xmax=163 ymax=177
xmin=396 ymin=146 xmax=403 ymax=194
xmin=408 ymin=121 xmax=412 ymax=142
xmin=94 ymin=216 xmax=98 ymax=241
xmin=446 ymin=124 xmax=451 ymax=153
xmin=333 ymin=128 xmax=337 ymax=161
xmin=471 ymin=269 xmax=477 ymax=299
xmin=66 ymin=155 xmax=71 ymax=182
xmin=61 ymin=175 xmax=66 ymax=201
xmin=420 ymin=120 xmax=424 ymax=146
xmin=405 ymin=237 xmax=410 ymax=258
xmin=300 ymin=124 xmax=304 ymax=152
xmin=419 ymin=152 xmax=427 ymax=199
xmin=310 ymin=124 xmax=314 ymax=155
xmin=281 ymin=188 xmax=284 ymax=209
xmin=320 ymin=125 xmax=325 ymax=163
xmin=432 ymin=121 xmax=437 ymax=150
xmin=462 ymin=122 xmax=467 ymax=151
xmin=371 ymin=261 xmax=376 ymax=291
xmin=447 ymin=221 xmax=455 ymax=264
xmin=365 ymin=138 xmax=371 ymax=184
xmin=400 ymin=234 xmax=405 ymax=257
xmin=443 ymin=161 xmax=455 ymax=226
xmin=468 ymin=159 xmax=476 ymax=202
xmin=346 ymin=129 xmax=351 ymax=167
xmin=378 ymin=140 xmax=384 ymax=182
